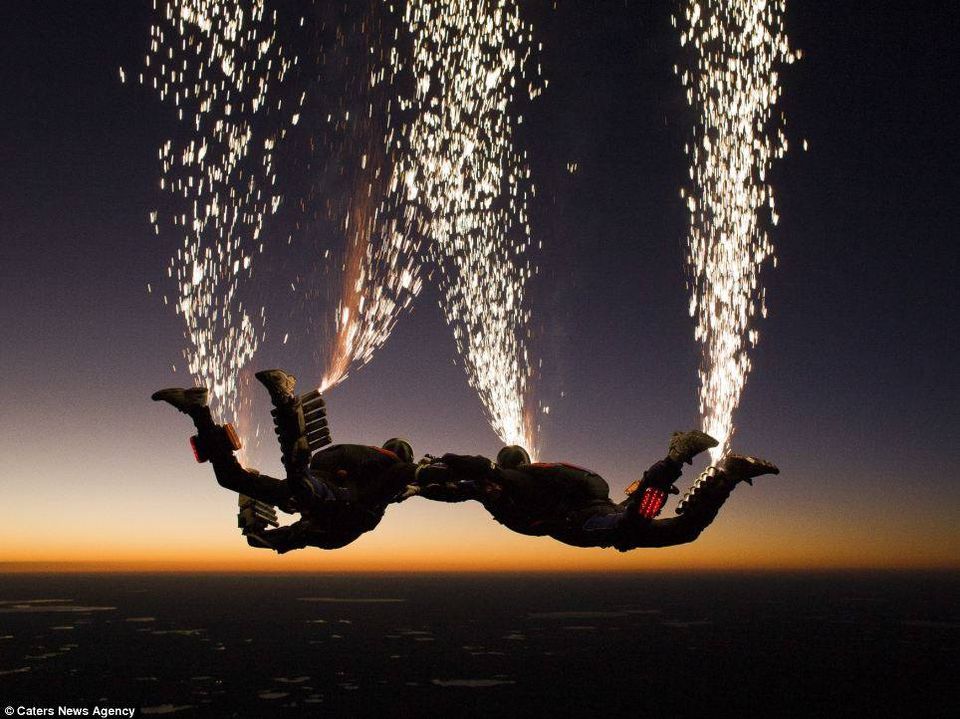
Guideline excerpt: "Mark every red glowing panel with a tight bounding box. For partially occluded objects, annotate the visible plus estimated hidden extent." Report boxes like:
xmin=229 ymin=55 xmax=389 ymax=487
xmin=638 ymin=487 xmax=667 ymax=519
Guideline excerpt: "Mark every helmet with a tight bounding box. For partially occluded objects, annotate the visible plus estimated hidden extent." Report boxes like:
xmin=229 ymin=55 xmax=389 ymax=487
xmin=496 ymin=445 xmax=531 ymax=470
xmin=382 ymin=438 xmax=414 ymax=463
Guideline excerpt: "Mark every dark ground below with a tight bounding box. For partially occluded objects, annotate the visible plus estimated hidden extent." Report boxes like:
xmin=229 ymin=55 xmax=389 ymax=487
xmin=1 ymin=572 xmax=957 ymax=717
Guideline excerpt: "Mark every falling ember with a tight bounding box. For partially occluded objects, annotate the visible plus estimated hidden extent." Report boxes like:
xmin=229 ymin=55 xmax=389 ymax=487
xmin=399 ymin=0 xmax=542 ymax=457
xmin=675 ymin=0 xmax=797 ymax=460
xmin=142 ymin=0 xmax=302 ymax=425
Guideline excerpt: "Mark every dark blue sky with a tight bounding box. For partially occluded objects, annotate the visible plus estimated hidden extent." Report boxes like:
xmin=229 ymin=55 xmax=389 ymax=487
xmin=1 ymin=1 xmax=958 ymax=568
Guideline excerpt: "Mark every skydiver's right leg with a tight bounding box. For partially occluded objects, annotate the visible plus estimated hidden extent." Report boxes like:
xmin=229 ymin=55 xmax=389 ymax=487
xmin=254 ymin=369 xmax=310 ymax=476
xmin=253 ymin=369 xmax=325 ymax=509
xmin=151 ymin=388 xmax=296 ymax=512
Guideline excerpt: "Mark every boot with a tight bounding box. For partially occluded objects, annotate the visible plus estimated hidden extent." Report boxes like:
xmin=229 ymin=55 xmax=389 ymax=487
xmin=676 ymin=453 xmax=779 ymax=516
xmin=151 ymin=387 xmax=209 ymax=413
xmin=256 ymin=368 xmax=307 ymax=472
xmin=255 ymin=368 xmax=297 ymax=403
xmin=717 ymin=454 xmax=779 ymax=485
xmin=668 ymin=429 xmax=719 ymax=465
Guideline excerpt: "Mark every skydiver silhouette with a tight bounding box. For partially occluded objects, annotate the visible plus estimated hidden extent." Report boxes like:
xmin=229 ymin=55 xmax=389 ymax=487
xmin=153 ymin=368 xmax=778 ymax=554
xmin=411 ymin=433 xmax=779 ymax=551
xmin=152 ymin=369 xmax=418 ymax=553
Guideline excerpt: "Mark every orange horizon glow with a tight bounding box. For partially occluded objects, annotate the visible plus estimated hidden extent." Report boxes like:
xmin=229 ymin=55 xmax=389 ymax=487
xmin=5 ymin=468 xmax=960 ymax=575
xmin=4 ymin=405 xmax=958 ymax=579
xmin=4 ymin=509 xmax=958 ymax=574
xmin=3 ymin=559 xmax=958 ymax=574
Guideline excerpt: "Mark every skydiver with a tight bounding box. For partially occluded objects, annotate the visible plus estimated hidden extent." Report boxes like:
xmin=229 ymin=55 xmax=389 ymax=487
xmin=411 ymin=432 xmax=779 ymax=551
xmin=151 ymin=369 xmax=419 ymax=553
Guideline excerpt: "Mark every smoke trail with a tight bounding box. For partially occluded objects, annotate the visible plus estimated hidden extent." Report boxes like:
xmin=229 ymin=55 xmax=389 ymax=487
xmin=142 ymin=0 xmax=302 ymax=423
xmin=675 ymin=0 xmax=797 ymax=460
xmin=399 ymin=0 xmax=542 ymax=456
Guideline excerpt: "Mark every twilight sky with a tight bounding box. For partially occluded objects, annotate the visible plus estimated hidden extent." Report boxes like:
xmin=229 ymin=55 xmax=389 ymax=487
xmin=1 ymin=1 xmax=958 ymax=571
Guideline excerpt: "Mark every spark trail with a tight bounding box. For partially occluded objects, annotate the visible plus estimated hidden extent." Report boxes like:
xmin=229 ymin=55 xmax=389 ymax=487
xmin=675 ymin=0 xmax=796 ymax=460
xmin=400 ymin=0 xmax=542 ymax=455
xmin=312 ymin=1 xmax=423 ymax=392
xmin=142 ymin=0 xmax=302 ymax=423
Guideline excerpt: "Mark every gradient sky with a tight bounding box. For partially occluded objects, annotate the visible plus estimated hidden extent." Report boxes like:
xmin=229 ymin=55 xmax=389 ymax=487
xmin=1 ymin=1 xmax=958 ymax=572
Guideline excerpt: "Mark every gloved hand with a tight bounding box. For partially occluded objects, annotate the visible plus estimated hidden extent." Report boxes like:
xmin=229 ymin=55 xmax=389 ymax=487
xmin=437 ymin=454 xmax=497 ymax=481
xmin=396 ymin=485 xmax=421 ymax=502
xmin=417 ymin=481 xmax=477 ymax=503
xmin=247 ymin=523 xmax=309 ymax=554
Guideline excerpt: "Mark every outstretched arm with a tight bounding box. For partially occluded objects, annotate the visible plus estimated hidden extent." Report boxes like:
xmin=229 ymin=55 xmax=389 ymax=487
xmin=408 ymin=454 xmax=498 ymax=503
xmin=244 ymin=517 xmax=366 ymax=554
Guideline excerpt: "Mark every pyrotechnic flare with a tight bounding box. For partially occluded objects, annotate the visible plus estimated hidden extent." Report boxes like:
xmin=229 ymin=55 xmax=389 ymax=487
xmin=399 ymin=0 xmax=542 ymax=455
xmin=142 ymin=0 xmax=303 ymax=423
xmin=675 ymin=0 xmax=797 ymax=460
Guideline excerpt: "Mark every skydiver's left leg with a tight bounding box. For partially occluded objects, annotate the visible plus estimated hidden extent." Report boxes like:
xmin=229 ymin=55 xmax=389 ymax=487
xmin=151 ymin=387 xmax=296 ymax=511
